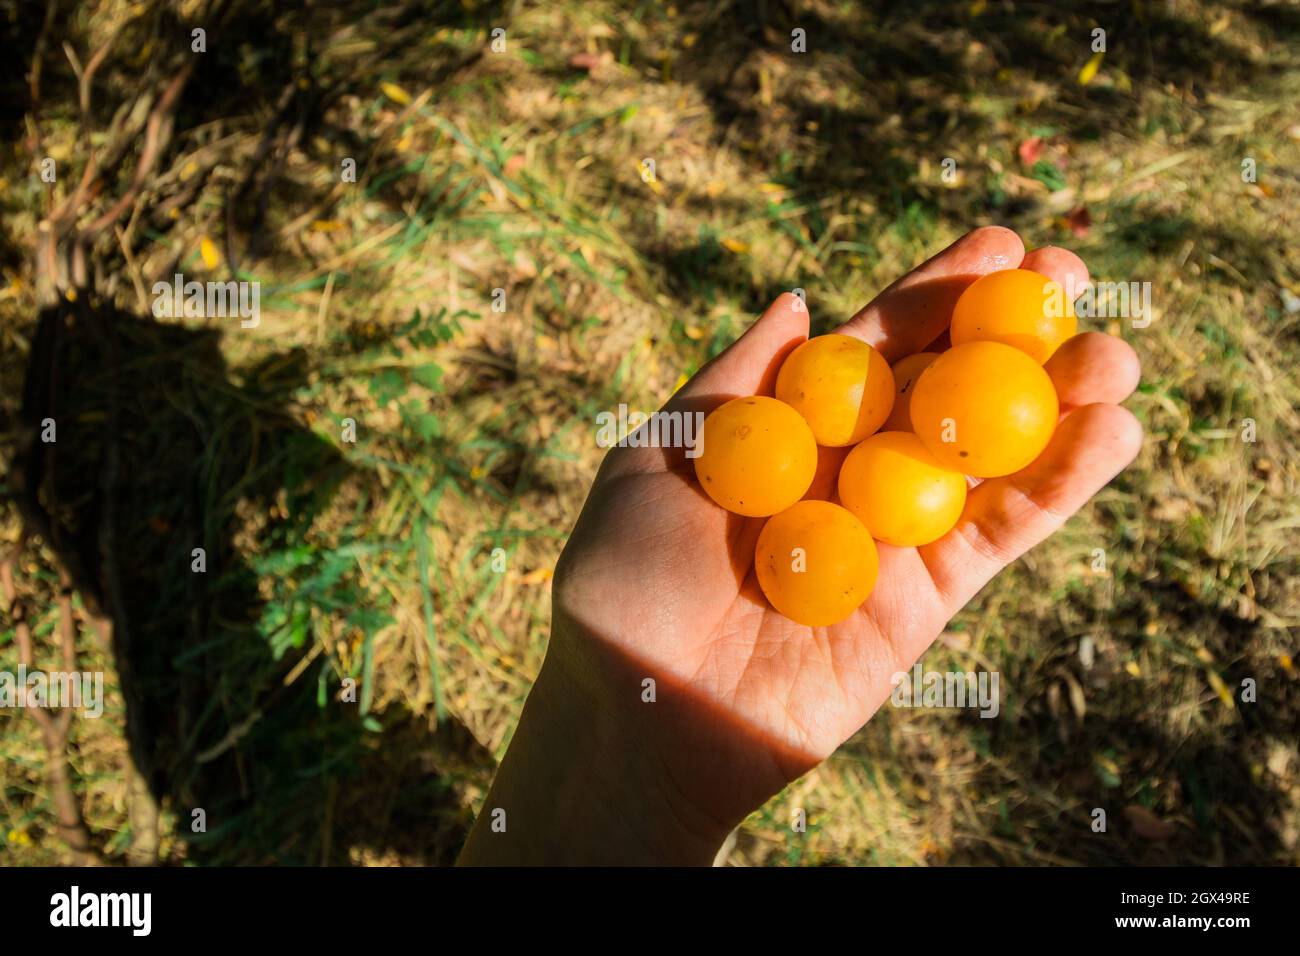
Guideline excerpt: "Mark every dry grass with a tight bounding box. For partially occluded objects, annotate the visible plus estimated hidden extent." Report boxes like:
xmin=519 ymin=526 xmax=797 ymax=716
xmin=1 ymin=0 xmax=1298 ymax=865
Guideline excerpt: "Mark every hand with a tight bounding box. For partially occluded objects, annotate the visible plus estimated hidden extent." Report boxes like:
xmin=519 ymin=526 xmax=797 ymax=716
xmin=458 ymin=226 xmax=1142 ymax=865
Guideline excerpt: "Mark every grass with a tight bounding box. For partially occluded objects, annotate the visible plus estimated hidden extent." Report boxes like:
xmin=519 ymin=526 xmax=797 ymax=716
xmin=1 ymin=0 xmax=1298 ymax=865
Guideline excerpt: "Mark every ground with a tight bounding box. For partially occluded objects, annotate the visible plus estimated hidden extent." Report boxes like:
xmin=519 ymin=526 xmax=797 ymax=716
xmin=0 ymin=0 xmax=1297 ymax=865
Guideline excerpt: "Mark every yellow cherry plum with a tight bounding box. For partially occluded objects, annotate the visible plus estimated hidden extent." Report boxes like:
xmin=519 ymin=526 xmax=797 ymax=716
xmin=910 ymin=341 xmax=1059 ymax=478
xmin=949 ymin=268 xmax=1077 ymax=364
xmin=754 ymin=500 xmax=878 ymax=627
xmin=881 ymin=351 xmax=940 ymax=432
xmin=775 ymin=334 xmax=895 ymax=446
xmin=693 ymin=396 xmax=817 ymax=516
xmin=838 ymin=431 xmax=967 ymax=547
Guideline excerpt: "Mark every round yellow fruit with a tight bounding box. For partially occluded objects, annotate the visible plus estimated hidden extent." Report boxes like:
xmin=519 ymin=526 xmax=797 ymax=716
xmin=882 ymin=351 xmax=940 ymax=432
xmin=838 ymin=431 xmax=967 ymax=547
xmin=775 ymin=334 xmax=895 ymax=446
xmin=754 ymin=500 xmax=878 ymax=627
xmin=950 ymin=268 xmax=1077 ymax=364
xmin=802 ymin=444 xmax=851 ymax=502
xmin=694 ymin=396 xmax=817 ymax=516
xmin=910 ymin=341 xmax=1059 ymax=478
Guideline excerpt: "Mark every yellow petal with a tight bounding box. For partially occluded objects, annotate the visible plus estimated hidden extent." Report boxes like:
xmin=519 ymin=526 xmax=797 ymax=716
xmin=200 ymin=236 xmax=221 ymax=269
xmin=1124 ymin=660 xmax=1142 ymax=678
xmin=381 ymin=82 xmax=412 ymax=105
xmin=1078 ymin=50 xmax=1104 ymax=86
xmin=721 ymin=237 xmax=750 ymax=254
xmin=310 ymin=220 xmax=345 ymax=232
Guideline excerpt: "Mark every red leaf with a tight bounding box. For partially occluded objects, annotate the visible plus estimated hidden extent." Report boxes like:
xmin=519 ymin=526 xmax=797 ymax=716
xmin=1064 ymin=205 xmax=1092 ymax=238
xmin=1018 ymin=136 xmax=1045 ymax=165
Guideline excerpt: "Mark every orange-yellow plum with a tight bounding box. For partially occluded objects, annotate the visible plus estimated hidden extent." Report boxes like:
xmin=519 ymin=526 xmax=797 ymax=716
xmin=910 ymin=341 xmax=1059 ymax=478
xmin=802 ymin=444 xmax=851 ymax=502
xmin=950 ymin=268 xmax=1077 ymax=364
xmin=838 ymin=431 xmax=967 ymax=547
xmin=775 ymin=334 xmax=895 ymax=446
xmin=693 ymin=396 xmax=817 ymax=516
xmin=754 ymin=500 xmax=878 ymax=626
xmin=881 ymin=351 xmax=940 ymax=432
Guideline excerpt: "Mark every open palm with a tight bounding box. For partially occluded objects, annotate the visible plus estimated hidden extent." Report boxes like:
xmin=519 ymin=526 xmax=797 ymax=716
xmin=549 ymin=227 xmax=1142 ymax=834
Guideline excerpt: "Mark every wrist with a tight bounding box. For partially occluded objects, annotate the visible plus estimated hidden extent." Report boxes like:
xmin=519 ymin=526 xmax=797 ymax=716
xmin=458 ymin=651 xmax=732 ymax=865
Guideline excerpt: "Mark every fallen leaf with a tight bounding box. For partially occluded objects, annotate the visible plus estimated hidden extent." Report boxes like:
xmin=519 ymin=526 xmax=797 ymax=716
xmin=568 ymin=51 xmax=612 ymax=73
xmin=380 ymin=82 xmax=412 ymax=105
xmin=1063 ymin=205 xmax=1092 ymax=237
xmin=1078 ymin=51 xmax=1104 ymax=86
xmin=200 ymin=236 xmax=221 ymax=269
xmin=1017 ymin=136 xmax=1045 ymax=166
xmin=1061 ymin=671 xmax=1087 ymax=722
xmin=721 ymin=237 xmax=750 ymax=254
xmin=520 ymin=567 xmax=553 ymax=585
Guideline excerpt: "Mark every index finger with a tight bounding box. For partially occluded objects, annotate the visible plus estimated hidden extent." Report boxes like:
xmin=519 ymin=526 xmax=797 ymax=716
xmin=835 ymin=226 xmax=1025 ymax=362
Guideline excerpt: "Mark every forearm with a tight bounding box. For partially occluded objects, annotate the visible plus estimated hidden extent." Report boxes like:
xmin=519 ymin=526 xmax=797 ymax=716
xmin=456 ymin=655 xmax=728 ymax=866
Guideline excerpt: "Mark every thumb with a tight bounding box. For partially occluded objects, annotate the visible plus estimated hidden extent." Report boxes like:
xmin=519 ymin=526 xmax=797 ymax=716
xmin=602 ymin=294 xmax=810 ymax=479
xmin=664 ymin=293 xmax=810 ymax=413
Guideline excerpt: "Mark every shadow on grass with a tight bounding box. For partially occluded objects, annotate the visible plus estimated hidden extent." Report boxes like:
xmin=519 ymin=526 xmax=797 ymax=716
xmin=11 ymin=301 xmax=490 ymax=864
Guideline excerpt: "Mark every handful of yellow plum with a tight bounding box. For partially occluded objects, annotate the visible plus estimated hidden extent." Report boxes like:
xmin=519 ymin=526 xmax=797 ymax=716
xmin=693 ymin=269 xmax=1080 ymax=626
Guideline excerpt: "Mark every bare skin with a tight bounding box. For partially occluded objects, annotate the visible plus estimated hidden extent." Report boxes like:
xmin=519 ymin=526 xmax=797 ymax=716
xmin=458 ymin=226 xmax=1143 ymax=865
